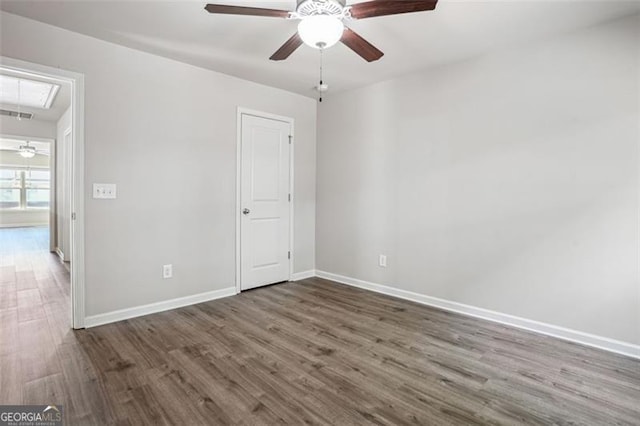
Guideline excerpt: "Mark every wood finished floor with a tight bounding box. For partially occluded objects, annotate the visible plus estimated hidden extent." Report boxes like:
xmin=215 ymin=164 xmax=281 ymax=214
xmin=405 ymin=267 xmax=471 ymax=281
xmin=1 ymin=227 xmax=639 ymax=425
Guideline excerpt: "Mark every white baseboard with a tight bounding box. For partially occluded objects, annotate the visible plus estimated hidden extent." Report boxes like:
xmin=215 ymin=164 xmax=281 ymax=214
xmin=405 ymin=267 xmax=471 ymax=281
xmin=55 ymin=247 xmax=66 ymax=262
xmin=315 ymin=270 xmax=640 ymax=360
xmin=291 ymin=270 xmax=316 ymax=281
xmin=84 ymin=286 xmax=236 ymax=328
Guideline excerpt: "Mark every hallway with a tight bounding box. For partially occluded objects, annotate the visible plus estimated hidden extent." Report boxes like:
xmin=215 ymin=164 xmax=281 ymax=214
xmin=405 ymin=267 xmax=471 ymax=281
xmin=0 ymin=226 xmax=71 ymax=406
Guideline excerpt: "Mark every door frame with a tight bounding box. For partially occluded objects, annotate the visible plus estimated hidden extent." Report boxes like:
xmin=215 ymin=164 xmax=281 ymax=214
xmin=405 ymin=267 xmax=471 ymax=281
xmin=235 ymin=107 xmax=294 ymax=294
xmin=1 ymin=56 xmax=86 ymax=329
xmin=49 ymin=136 xmax=56 ymax=254
xmin=60 ymin=127 xmax=72 ymax=261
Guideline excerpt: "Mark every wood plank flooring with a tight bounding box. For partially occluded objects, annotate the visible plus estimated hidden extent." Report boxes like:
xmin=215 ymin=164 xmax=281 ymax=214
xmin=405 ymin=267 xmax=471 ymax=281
xmin=1 ymin=227 xmax=639 ymax=425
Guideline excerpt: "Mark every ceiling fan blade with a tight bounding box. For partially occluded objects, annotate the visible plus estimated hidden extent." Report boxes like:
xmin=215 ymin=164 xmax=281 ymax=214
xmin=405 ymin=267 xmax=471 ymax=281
xmin=204 ymin=4 xmax=290 ymax=18
xmin=341 ymin=27 xmax=384 ymax=62
xmin=349 ymin=0 xmax=438 ymax=19
xmin=270 ymin=33 xmax=304 ymax=61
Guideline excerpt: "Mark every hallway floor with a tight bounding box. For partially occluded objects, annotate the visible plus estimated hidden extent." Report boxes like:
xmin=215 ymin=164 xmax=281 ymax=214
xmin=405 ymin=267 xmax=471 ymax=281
xmin=0 ymin=226 xmax=73 ymax=411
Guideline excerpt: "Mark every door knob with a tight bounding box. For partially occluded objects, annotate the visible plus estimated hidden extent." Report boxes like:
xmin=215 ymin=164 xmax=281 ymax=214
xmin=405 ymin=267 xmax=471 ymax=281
xmin=242 ymin=208 xmax=250 ymax=215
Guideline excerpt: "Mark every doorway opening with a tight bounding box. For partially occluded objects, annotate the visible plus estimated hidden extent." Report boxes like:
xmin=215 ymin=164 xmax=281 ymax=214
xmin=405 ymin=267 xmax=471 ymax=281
xmin=0 ymin=57 xmax=85 ymax=329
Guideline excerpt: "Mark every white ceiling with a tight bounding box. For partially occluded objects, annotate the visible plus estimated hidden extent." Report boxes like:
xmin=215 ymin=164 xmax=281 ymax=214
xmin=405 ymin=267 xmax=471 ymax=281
xmin=0 ymin=69 xmax=71 ymax=122
xmin=1 ymin=1 xmax=639 ymax=97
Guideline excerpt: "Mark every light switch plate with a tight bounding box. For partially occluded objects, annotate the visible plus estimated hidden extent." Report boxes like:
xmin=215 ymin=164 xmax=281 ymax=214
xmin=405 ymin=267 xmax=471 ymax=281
xmin=93 ymin=183 xmax=117 ymax=199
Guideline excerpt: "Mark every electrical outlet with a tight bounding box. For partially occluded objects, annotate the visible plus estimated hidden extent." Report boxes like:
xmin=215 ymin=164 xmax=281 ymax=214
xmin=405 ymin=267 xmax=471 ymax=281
xmin=379 ymin=255 xmax=387 ymax=268
xmin=163 ymin=264 xmax=173 ymax=279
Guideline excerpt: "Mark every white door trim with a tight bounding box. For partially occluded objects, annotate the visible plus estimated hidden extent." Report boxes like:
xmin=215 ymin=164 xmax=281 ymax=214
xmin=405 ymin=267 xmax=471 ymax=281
xmin=1 ymin=56 xmax=86 ymax=329
xmin=61 ymin=127 xmax=72 ymax=261
xmin=49 ymin=137 xmax=56 ymax=254
xmin=236 ymin=107 xmax=294 ymax=294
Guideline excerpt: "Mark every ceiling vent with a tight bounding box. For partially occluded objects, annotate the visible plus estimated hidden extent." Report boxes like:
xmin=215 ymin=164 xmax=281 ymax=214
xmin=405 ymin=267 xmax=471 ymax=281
xmin=0 ymin=109 xmax=33 ymax=120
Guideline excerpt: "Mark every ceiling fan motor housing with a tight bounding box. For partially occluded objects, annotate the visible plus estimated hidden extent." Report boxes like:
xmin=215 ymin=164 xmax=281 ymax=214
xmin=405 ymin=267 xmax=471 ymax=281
xmin=296 ymin=0 xmax=347 ymax=17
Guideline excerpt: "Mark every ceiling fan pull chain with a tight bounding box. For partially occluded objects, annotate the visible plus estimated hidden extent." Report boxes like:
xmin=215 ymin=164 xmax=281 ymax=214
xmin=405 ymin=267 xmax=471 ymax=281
xmin=319 ymin=48 xmax=324 ymax=103
xmin=17 ymin=80 xmax=22 ymax=121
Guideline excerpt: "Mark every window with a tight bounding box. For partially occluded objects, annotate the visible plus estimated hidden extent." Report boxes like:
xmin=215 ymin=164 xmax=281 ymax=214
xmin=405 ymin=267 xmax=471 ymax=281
xmin=0 ymin=75 xmax=60 ymax=109
xmin=0 ymin=169 xmax=21 ymax=209
xmin=25 ymin=170 xmax=50 ymax=209
xmin=0 ymin=168 xmax=50 ymax=210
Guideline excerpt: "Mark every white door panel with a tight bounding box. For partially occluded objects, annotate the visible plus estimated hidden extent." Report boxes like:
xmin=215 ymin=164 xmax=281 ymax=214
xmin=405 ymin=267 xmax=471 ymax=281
xmin=240 ymin=114 xmax=291 ymax=291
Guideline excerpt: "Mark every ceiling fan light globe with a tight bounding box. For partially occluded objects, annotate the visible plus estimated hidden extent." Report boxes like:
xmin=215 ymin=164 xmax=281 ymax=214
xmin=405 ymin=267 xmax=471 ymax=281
xmin=19 ymin=145 xmax=37 ymax=158
xmin=298 ymin=15 xmax=344 ymax=49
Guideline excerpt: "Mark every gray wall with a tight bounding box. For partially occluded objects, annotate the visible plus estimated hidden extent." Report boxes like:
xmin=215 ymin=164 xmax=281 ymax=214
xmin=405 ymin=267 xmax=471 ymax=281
xmin=0 ymin=12 xmax=317 ymax=317
xmin=316 ymin=15 xmax=640 ymax=345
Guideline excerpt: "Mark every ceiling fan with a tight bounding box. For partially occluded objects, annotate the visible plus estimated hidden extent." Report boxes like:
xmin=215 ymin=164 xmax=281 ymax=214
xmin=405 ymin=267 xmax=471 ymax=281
xmin=204 ymin=0 xmax=439 ymax=62
xmin=2 ymin=141 xmax=46 ymax=158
